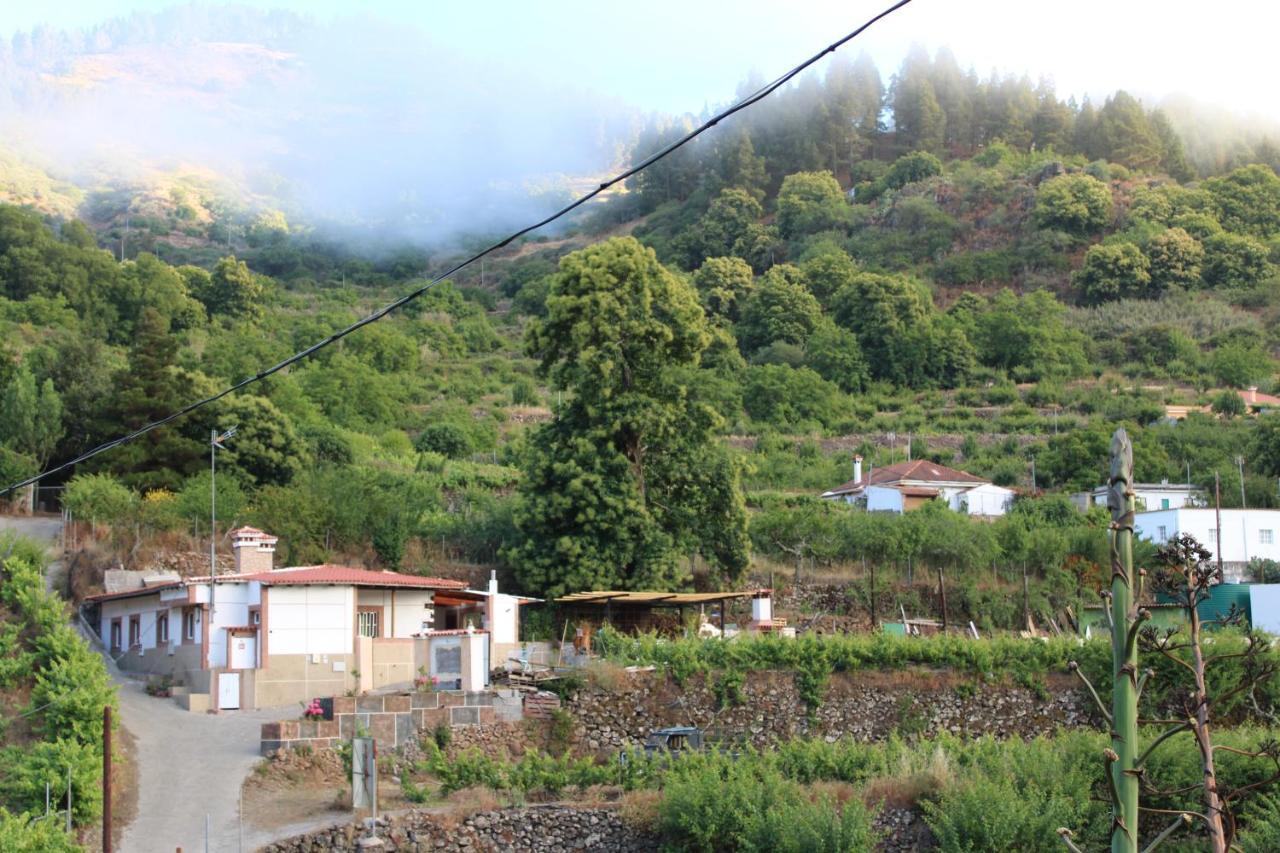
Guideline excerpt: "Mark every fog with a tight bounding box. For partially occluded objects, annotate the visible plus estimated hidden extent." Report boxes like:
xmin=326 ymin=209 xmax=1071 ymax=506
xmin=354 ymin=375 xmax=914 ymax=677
xmin=0 ymin=6 xmax=642 ymax=244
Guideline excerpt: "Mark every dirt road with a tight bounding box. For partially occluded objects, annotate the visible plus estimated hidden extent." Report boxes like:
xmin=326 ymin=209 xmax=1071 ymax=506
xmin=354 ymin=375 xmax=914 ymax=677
xmin=112 ymin=665 xmax=296 ymax=853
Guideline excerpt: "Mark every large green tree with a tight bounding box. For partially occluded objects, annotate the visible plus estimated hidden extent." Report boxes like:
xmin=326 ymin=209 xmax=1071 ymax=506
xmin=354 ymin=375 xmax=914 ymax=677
xmin=508 ymin=238 xmax=748 ymax=597
xmin=95 ymin=308 xmax=203 ymax=491
xmin=0 ymin=364 xmax=62 ymax=467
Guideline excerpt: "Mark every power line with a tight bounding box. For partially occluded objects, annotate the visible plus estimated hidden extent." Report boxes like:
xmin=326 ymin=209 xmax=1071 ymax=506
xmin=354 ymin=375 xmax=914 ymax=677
xmin=0 ymin=0 xmax=914 ymax=498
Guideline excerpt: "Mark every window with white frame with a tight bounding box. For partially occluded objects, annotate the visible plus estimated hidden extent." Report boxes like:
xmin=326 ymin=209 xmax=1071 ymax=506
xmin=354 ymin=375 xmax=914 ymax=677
xmin=1158 ymin=525 xmax=1168 ymax=541
xmin=357 ymin=608 xmax=381 ymax=638
xmin=1262 ymin=529 xmax=1275 ymax=545
xmin=156 ymin=613 xmax=169 ymax=645
xmin=183 ymin=608 xmax=197 ymax=642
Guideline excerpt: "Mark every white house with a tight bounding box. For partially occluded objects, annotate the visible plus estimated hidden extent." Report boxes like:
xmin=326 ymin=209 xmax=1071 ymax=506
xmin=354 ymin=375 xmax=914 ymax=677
xmin=1073 ymin=480 xmax=1202 ymax=513
xmin=85 ymin=527 xmax=532 ymax=712
xmin=823 ymin=457 xmax=1014 ymax=517
xmin=1134 ymin=508 xmax=1280 ymax=579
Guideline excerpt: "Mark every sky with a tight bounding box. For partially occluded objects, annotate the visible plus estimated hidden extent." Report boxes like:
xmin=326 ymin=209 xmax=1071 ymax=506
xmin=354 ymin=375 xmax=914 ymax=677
xmin=6 ymin=0 xmax=1280 ymax=119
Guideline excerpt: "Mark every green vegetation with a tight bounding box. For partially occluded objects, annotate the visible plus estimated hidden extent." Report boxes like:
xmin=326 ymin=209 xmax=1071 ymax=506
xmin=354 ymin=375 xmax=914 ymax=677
xmin=408 ymin=728 xmax=1280 ymax=853
xmin=0 ymin=536 xmax=116 ymax=843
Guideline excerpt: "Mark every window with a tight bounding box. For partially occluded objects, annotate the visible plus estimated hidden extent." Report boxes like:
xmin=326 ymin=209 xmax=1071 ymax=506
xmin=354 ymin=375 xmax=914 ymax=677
xmin=1158 ymin=526 xmax=1168 ymax=541
xmin=156 ymin=613 xmax=169 ymax=645
xmin=110 ymin=619 xmax=122 ymax=651
xmin=250 ymin=609 xmax=261 ymax=626
xmin=128 ymin=616 xmax=141 ymax=648
xmin=357 ymin=608 xmax=381 ymax=638
xmin=1209 ymin=528 xmax=1218 ymax=543
xmin=183 ymin=608 xmax=197 ymax=642
xmin=1262 ymin=529 xmax=1275 ymax=545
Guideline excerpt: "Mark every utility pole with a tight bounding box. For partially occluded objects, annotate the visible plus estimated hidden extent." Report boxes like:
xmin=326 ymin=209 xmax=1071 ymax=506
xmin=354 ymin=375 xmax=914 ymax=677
xmin=1238 ymin=456 xmax=1249 ymax=565
xmin=209 ymin=428 xmax=236 ymax=671
xmin=1215 ymin=472 xmax=1224 ymax=574
xmin=103 ymin=705 xmax=112 ymax=853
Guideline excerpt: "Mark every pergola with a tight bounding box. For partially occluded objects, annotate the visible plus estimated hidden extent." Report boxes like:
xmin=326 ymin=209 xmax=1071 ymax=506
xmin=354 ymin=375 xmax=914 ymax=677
xmin=555 ymin=589 xmax=768 ymax=633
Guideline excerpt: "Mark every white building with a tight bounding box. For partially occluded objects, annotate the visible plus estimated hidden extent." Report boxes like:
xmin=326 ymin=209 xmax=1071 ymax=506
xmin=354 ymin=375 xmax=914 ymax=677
xmin=1134 ymin=508 xmax=1280 ymax=577
xmin=85 ymin=527 xmax=532 ymax=711
xmin=1073 ymin=480 xmax=1202 ymax=512
xmin=823 ymin=458 xmax=1014 ymax=517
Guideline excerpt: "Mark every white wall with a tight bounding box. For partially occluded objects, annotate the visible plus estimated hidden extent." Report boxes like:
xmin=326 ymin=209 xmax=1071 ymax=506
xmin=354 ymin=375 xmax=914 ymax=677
xmin=488 ymin=593 xmax=519 ymax=644
xmin=1135 ymin=509 xmax=1280 ymax=565
xmin=956 ymin=484 xmax=1013 ymax=517
xmin=267 ymin=585 xmax=354 ymax=656
xmin=866 ymin=486 xmax=904 ymax=513
xmin=1250 ymin=584 xmax=1280 ymax=635
xmin=203 ymin=581 xmax=256 ymax=668
xmin=1091 ymin=488 xmax=1198 ymax=511
xmin=355 ymin=588 xmax=435 ymax=638
xmin=100 ymin=593 xmax=166 ymax=651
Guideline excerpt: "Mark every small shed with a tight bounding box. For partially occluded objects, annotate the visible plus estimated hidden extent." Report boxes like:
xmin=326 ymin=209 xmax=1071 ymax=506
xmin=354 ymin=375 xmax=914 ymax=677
xmin=1157 ymin=583 xmax=1252 ymax=627
xmin=555 ymin=589 xmax=776 ymax=635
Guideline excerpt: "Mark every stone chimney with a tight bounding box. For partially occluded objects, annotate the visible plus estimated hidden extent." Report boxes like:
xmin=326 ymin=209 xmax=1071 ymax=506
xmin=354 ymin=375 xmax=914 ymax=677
xmin=853 ymin=455 xmax=863 ymax=484
xmin=231 ymin=526 xmax=277 ymax=573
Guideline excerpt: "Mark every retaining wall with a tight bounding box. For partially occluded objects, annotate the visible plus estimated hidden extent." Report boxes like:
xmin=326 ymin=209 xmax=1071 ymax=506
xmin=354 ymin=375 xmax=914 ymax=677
xmin=260 ymin=689 xmax=524 ymax=755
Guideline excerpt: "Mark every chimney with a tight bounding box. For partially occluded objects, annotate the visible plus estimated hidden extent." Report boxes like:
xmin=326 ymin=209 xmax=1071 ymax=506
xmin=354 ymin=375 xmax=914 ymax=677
xmin=488 ymin=569 xmax=499 ymax=597
xmin=231 ymin=527 xmax=277 ymax=574
xmin=853 ymin=455 xmax=863 ymax=484
xmin=1247 ymin=387 xmax=1259 ymax=404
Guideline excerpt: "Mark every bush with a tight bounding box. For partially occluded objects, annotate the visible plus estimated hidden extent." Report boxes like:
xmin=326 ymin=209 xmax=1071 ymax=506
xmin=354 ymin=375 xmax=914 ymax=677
xmin=1034 ymin=174 xmax=1112 ymax=234
xmin=657 ymin=758 xmax=877 ymax=853
xmin=414 ymin=423 xmax=474 ymax=459
xmin=0 ymin=809 xmax=79 ymax=852
xmin=61 ymin=473 xmax=137 ymax=526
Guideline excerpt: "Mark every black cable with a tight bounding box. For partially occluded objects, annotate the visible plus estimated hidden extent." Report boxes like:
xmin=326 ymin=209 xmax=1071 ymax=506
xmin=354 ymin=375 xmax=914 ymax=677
xmin=1 ymin=0 xmax=914 ymax=498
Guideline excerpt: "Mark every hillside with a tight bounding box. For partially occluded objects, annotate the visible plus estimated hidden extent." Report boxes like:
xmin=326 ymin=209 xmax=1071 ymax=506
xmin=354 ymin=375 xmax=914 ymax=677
xmin=2 ymin=44 xmax=1280 ymax=627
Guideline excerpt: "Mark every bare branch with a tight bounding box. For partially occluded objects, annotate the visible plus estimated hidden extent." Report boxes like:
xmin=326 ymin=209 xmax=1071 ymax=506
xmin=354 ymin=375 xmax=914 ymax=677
xmin=1137 ymin=722 xmax=1192 ymax=768
xmin=1140 ymin=813 xmax=1192 ymax=853
xmin=1069 ymin=661 xmax=1112 ymax=724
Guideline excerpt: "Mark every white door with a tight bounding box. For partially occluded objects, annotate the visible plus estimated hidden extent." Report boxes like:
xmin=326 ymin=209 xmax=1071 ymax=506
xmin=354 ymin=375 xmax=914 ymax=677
xmin=218 ymin=672 xmax=240 ymax=710
xmin=230 ymin=635 xmax=257 ymax=670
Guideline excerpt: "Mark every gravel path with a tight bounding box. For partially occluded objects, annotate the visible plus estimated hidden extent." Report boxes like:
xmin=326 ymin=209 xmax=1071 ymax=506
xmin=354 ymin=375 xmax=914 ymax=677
xmin=111 ymin=663 xmax=295 ymax=853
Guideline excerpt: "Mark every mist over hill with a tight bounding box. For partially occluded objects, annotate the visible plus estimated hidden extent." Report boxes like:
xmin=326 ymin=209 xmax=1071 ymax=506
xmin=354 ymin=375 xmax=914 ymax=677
xmin=0 ymin=4 xmax=640 ymax=244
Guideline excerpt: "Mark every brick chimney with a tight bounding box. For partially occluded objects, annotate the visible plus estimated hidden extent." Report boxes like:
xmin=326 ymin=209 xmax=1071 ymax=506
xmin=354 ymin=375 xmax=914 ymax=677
xmin=231 ymin=526 xmax=277 ymax=573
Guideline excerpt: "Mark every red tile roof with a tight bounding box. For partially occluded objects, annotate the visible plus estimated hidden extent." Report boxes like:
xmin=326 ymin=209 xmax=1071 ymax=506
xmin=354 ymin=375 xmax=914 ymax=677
xmin=234 ymin=565 xmax=468 ymax=590
xmin=823 ymin=459 xmax=988 ymax=496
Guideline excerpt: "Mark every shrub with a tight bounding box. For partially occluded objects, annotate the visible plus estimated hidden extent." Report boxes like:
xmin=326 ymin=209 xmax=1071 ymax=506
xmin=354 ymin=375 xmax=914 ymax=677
xmin=61 ymin=473 xmax=137 ymax=526
xmin=414 ymin=422 xmax=474 ymax=459
xmin=1034 ymin=174 xmax=1112 ymax=234
xmin=0 ymin=809 xmax=79 ymax=852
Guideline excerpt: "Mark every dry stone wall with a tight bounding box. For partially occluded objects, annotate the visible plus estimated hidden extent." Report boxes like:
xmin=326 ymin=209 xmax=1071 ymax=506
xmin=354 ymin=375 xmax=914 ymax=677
xmin=568 ymin=669 xmax=1092 ymax=751
xmin=259 ymin=806 xmax=657 ymax=852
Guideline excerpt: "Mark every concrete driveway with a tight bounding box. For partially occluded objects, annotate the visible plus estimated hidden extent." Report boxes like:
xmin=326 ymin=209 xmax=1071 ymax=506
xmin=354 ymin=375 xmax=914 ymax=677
xmin=112 ymin=663 xmax=296 ymax=853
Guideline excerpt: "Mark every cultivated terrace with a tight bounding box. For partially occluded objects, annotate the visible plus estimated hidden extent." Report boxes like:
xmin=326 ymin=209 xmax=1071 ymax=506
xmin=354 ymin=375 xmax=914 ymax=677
xmin=6 ymin=13 xmax=1280 ymax=853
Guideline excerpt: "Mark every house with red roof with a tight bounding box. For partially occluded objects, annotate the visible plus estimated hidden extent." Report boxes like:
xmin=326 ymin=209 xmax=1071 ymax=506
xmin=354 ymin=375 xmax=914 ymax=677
xmin=821 ymin=457 xmax=1014 ymax=517
xmin=84 ymin=527 xmax=533 ymax=712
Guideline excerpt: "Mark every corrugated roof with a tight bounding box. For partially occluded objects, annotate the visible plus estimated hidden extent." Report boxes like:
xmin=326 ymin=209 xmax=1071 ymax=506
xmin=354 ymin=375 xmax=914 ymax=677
xmin=84 ymin=582 xmax=183 ymax=603
xmin=823 ymin=459 xmax=988 ymax=497
xmin=556 ymin=590 xmax=768 ymax=606
xmin=236 ymin=565 xmax=468 ymax=590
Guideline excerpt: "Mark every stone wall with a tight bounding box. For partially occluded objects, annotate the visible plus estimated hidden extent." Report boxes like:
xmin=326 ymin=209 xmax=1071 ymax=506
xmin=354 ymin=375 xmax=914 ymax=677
xmin=567 ymin=669 xmax=1092 ymax=751
xmin=259 ymin=806 xmax=656 ymax=852
xmin=260 ymin=689 xmax=525 ymax=755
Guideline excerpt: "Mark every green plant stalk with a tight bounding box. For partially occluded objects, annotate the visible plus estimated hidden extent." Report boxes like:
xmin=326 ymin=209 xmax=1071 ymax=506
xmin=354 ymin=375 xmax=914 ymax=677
xmin=1109 ymin=428 xmax=1139 ymax=853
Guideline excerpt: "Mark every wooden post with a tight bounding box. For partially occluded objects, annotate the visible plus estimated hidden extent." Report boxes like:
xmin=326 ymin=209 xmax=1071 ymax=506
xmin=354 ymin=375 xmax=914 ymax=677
xmin=938 ymin=567 xmax=948 ymax=634
xmin=103 ymin=705 xmax=112 ymax=853
xmin=867 ymin=556 xmax=877 ymax=628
